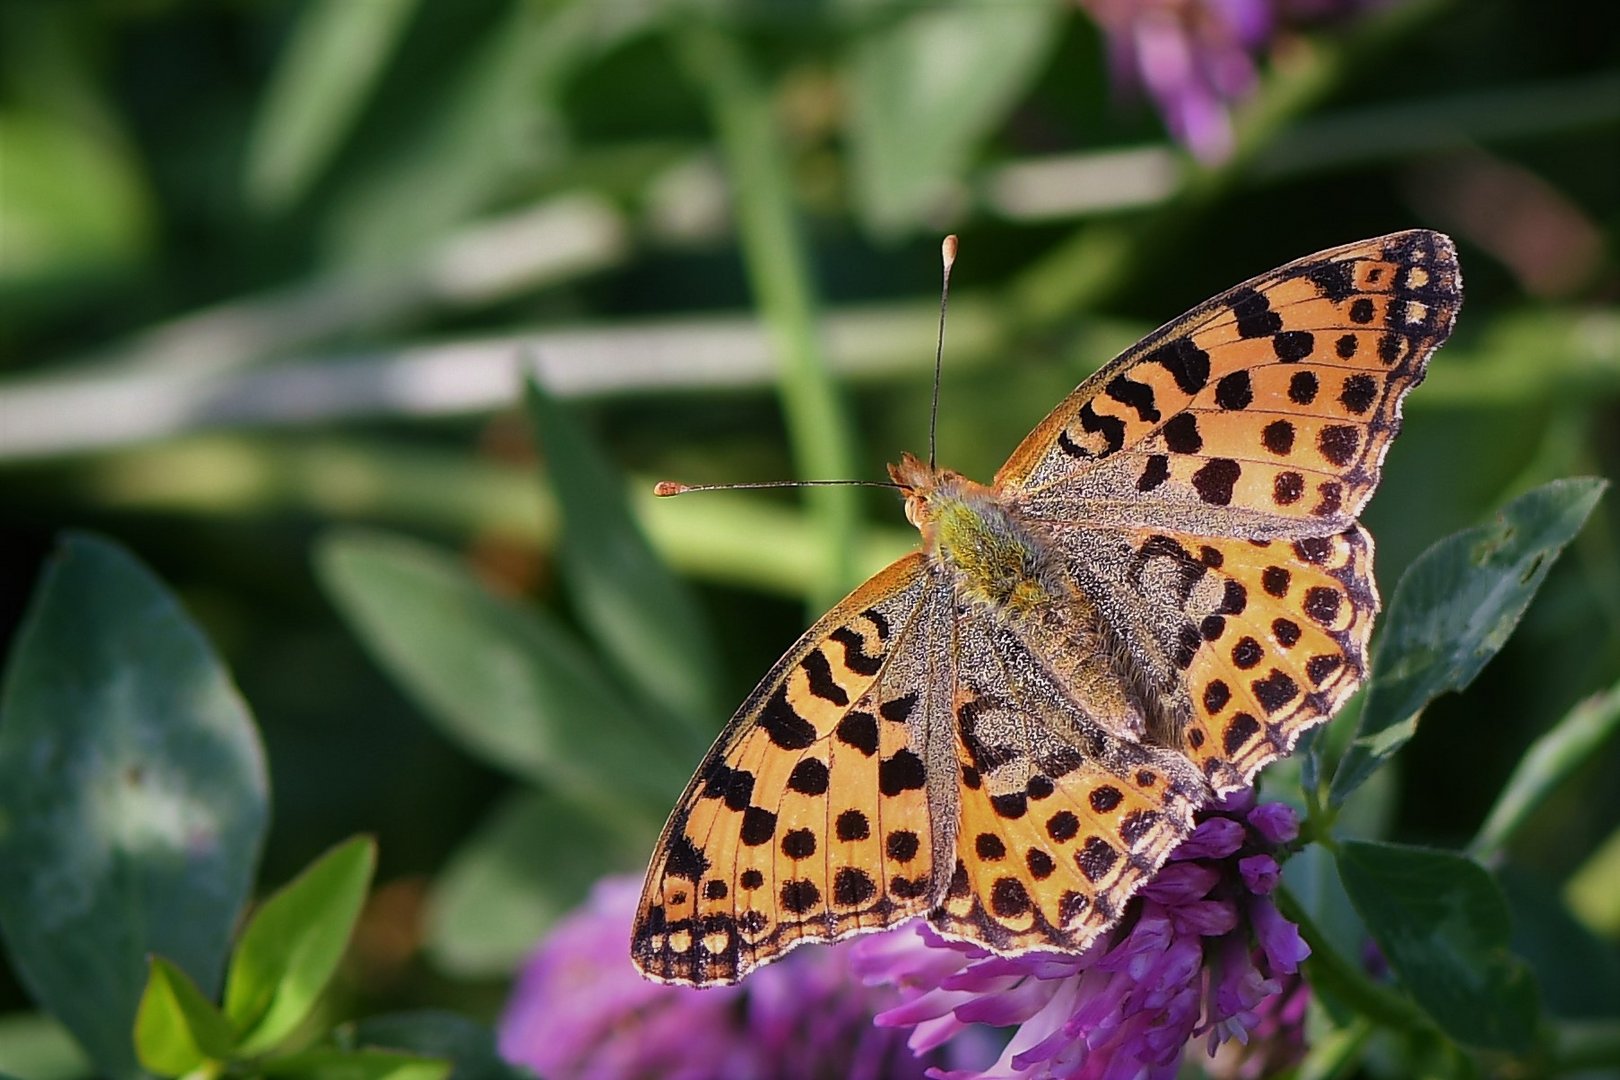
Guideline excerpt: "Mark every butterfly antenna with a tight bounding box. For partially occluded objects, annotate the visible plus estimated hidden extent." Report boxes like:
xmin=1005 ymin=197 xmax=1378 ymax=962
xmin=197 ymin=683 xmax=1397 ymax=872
xmin=654 ymin=478 xmax=903 ymax=497
xmin=928 ymin=235 xmax=957 ymax=472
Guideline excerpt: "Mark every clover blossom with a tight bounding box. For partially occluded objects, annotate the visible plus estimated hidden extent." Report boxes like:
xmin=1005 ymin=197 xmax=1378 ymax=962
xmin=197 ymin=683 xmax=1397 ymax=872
xmin=851 ymin=789 xmax=1310 ymax=1080
xmin=1080 ymin=0 xmax=1383 ymax=160
xmin=498 ymin=875 xmax=969 ymax=1080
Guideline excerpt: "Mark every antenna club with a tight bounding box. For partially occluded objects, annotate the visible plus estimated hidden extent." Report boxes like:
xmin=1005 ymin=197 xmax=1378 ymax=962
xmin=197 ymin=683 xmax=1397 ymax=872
xmin=653 ymin=481 xmax=689 ymax=497
xmin=942 ymin=235 xmax=958 ymax=271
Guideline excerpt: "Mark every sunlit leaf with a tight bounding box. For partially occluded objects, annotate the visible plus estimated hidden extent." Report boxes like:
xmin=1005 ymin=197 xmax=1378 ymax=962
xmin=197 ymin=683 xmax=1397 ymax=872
xmin=244 ymin=0 xmax=421 ymax=213
xmin=134 ymin=957 xmax=237 ymax=1077
xmin=1498 ymin=866 xmax=1620 ymax=1022
xmin=225 ymin=836 xmax=377 ymax=1055
xmin=423 ymin=790 xmax=638 ymax=978
xmin=260 ymin=1048 xmax=450 ymax=1080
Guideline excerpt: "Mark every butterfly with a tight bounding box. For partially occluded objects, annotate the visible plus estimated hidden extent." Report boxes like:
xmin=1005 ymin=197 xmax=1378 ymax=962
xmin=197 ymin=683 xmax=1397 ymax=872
xmin=632 ymin=230 xmax=1461 ymax=985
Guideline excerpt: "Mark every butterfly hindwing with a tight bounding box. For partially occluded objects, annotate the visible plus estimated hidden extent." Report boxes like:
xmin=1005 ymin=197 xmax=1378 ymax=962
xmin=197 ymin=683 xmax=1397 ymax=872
xmin=1000 ymin=230 xmax=1460 ymax=541
xmin=632 ymin=554 xmax=952 ymax=985
xmin=1078 ymin=524 xmax=1377 ymax=791
xmin=930 ymin=614 xmax=1205 ymax=954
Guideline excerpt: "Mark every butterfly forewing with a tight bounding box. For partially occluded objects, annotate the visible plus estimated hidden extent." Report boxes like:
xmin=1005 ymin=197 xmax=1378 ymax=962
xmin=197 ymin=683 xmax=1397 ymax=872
xmin=1000 ymin=231 xmax=1460 ymax=541
xmin=632 ymin=554 xmax=951 ymax=985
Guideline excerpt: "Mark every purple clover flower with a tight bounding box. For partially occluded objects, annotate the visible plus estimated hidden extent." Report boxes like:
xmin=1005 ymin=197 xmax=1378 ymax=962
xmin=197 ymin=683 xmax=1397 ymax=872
xmin=498 ymin=875 xmax=972 ymax=1079
xmin=851 ymin=789 xmax=1310 ymax=1080
xmin=1080 ymin=0 xmax=1384 ymax=161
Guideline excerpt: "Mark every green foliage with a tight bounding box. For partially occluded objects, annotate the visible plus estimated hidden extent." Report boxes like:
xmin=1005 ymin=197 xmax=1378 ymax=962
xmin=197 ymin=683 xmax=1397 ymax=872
xmin=315 ymin=528 xmax=689 ymax=811
xmin=848 ymin=4 xmax=1062 ymax=234
xmin=1337 ymin=840 xmax=1540 ymax=1051
xmin=1329 ymin=479 xmax=1608 ymax=804
xmin=128 ymin=833 xmax=456 ymax=1078
xmin=343 ymin=1012 xmax=527 ymax=1080
xmin=523 ymin=373 xmax=720 ymax=732
xmin=424 ymin=790 xmax=635 ymax=977
xmin=0 ymin=535 xmax=268 ymax=1079
xmin=135 ymin=959 xmax=237 ymax=1076
xmin=225 ymin=837 xmax=378 ymax=1055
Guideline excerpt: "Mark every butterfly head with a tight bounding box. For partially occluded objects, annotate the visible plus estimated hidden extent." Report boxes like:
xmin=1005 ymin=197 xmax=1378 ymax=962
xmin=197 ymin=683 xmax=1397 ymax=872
xmin=889 ymin=450 xmax=960 ymax=529
xmin=890 ymin=451 xmax=1057 ymax=616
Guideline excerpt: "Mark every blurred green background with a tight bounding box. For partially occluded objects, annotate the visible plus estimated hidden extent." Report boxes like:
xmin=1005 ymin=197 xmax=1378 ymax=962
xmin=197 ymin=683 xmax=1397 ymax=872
xmin=2 ymin=0 xmax=1617 ymax=1056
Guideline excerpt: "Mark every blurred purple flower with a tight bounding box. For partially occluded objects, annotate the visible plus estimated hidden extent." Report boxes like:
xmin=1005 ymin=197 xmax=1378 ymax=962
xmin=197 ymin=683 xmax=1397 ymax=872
xmin=499 ymin=875 xmax=970 ymax=1080
xmin=1080 ymin=0 xmax=1384 ymax=161
xmin=851 ymin=789 xmax=1310 ymax=1080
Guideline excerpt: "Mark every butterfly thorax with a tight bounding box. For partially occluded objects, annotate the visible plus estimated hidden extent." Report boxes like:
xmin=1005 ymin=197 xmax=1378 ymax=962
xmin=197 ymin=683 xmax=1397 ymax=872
xmin=890 ymin=451 xmax=1061 ymax=618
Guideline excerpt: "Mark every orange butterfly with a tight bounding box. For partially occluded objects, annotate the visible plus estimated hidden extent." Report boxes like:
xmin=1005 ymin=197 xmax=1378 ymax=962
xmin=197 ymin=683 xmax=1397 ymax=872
xmin=633 ymin=231 xmax=1460 ymax=985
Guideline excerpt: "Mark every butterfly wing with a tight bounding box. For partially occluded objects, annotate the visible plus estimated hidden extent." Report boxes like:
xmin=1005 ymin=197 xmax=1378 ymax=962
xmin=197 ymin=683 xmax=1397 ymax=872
xmin=987 ymin=230 xmax=1457 ymax=792
xmin=927 ymin=607 xmax=1207 ymax=954
xmin=997 ymin=230 xmax=1461 ymax=540
xmin=633 ymin=553 xmax=957 ymax=986
xmin=1038 ymin=521 xmax=1376 ymax=792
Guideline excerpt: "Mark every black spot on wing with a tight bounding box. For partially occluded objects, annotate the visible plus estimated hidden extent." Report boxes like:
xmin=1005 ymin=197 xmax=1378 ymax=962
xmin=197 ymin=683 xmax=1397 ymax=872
xmin=1106 ymin=374 xmax=1161 ymax=422
xmin=1231 ymin=287 xmax=1283 ymax=338
xmin=836 ymin=711 xmax=879 ymax=756
xmin=701 ymin=761 xmax=755 ymax=811
xmin=760 ymin=685 xmax=816 ymax=749
xmin=1272 ymin=330 xmax=1315 ymax=362
xmin=878 ymin=750 xmax=926 ymax=795
xmin=1162 ymin=413 xmax=1203 ymax=454
xmin=833 ymin=867 xmax=877 ymax=906
xmin=1079 ymin=401 xmax=1126 ymax=457
xmin=787 ymin=758 xmax=829 ymax=795
xmin=666 ymin=828 xmax=710 ymax=881
xmin=1145 ymin=337 xmax=1211 ymax=394
xmin=800 ymin=648 xmax=849 ymax=705
xmin=827 ymin=626 xmax=883 ymax=677
xmin=1191 ymin=459 xmax=1241 ymax=505
xmin=1215 ymin=370 xmax=1253 ymax=410
xmin=1137 ymin=454 xmax=1170 ymax=492
xmin=1223 ymin=712 xmax=1262 ymax=755
xmin=880 ymin=692 xmax=917 ymax=723
xmin=1305 ymin=259 xmax=1355 ymax=301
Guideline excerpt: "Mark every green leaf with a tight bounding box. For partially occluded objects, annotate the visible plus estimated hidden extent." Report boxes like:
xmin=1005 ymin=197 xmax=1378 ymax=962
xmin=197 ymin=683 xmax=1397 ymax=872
xmin=0 ymin=533 xmax=269 ymax=1080
xmin=1498 ymin=866 xmax=1620 ymax=1021
xmin=1470 ymin=678 xmax=1620 ymax=859
xmin=225 ymin=836 xmax=377 ymax=1056
xmin=848 ymin=3 xmax=1060 ymax=234
xmin=1336 ymin=839 xmax=1541 ymax=1051
xmin=523 ymin=374 xmax=718 ymax=742
xmin=344 ymin=1011 xmax=526 ymax=1080
xmin=260 ymin=1048 xmax=450 ymax=1080
xmin=423 ymin=790 xmax=635 ymax=978
xmin=134 ymin=957 xmax=238 ymax=1076
xmin=0 ymin=1013 xmax=92 ymax=1080
xmin=244 ymin=0 xmax=421 ymax=213
xmin=1330 ymin=478 xmax=1607 ymax=804
xmin=315 ymin=528 xmax=686 ymax=813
